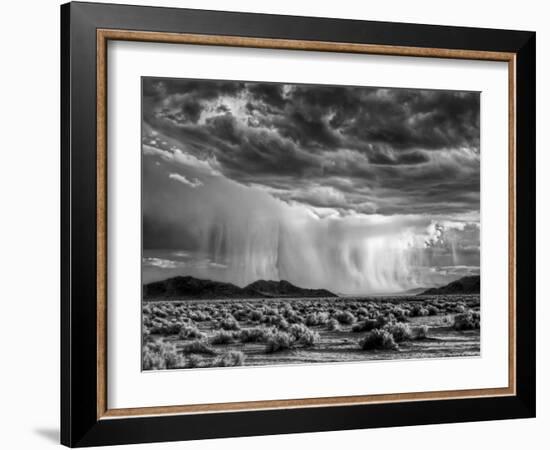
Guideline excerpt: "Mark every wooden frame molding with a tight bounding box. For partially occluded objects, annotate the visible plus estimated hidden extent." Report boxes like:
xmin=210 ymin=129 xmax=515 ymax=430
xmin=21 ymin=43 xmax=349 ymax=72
xmin=96 ymin=29 xmax=517 ymax=421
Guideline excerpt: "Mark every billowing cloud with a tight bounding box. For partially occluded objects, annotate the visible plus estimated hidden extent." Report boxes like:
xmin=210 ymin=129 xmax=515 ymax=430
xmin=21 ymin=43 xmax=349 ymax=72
xmin=143 ymin=257 xmax=186 ymax=270
xmin=168 ymin=173 xmax=203 ymax=188
xmin=142 ymin=78 xmax=479 ymax=217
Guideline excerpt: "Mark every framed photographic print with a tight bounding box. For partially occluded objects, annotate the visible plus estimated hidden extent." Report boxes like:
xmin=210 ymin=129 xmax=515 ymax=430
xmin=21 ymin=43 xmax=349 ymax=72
xmin=61 ymin=2 xmax=536 ymax=447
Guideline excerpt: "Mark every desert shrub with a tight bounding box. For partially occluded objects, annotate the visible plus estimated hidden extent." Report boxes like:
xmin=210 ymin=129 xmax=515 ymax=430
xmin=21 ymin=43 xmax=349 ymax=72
xmin=426 ymin=305 xmax=440 ymax=316
xmin=149 ymin=319 xmax=182 ymax=335
xmin=419 ymin=307 xmax=429 ymax=316
xmin=276 ymin=317 xmax=290 ymax=330
xmin=286 ymin=311 xmax=303 ymax=324
xmin=233 ymin=308 xmax=250 ymax=321
xmin=142 ymin=328 xmax=152 ymax=340
xmin=151 ymin=306 xmax=168 ymax=318
xmin=326 ymin=318 xmax=340 ymax=331
xmin=454 ymin=304 xmax=466 ymax=313
xmin=214 ymin=351 xmax=246 ymax=367
xmin=142 ymin=315 xmax=152 ymax=327
xmin=298 ymin=330 xmax=319 ymax=347
xmin=185 ymin=354 xmax=205 ymax=368
xmin=413 ymin=325 xmax=429 ymax=339
xmin=220 ymin=316 xmax=241 ymax=331
xmin=262 ymin=314 xmax=289 ymax=330
xmin=374 ymin=314 xmax=390 ymax=327
xmin=180 ymin=339 xmax=217 ymax=355
xmin=453 ymin=311 xmax=480 ymax=330
xmin=383 ymin=322 xmax=412 ymax=342
xmin=189 ymin=311 xmax=210 ymax=322
xmin=305 ymin=312 xmax=330 ymax=326
xmin=249 ymin=309 xmax=264 ymax=322
xmin=288 ymin=323 xmax=309 ymax=339
xmin=142 ymin=339 xmax=184 ymax=370
xmin=410 ymin=304 xmax=429 ymax=317
xmin=359 ymin=329 xmax=398 ymax=351
xmin=263 ymin=306 xmax=278 ymax=316
xmin=265 ymin=331 xmax=293 ymax=353
xmin=210 ymin=330 xmax=236 ymax=345
xmin=178 ymin=324 xmax=205 ymax=340
xmin=392 ymin=307 xmax=410 ymax=321
xmin=289 ymin=323 xmax=319 ymax=347
xmin=351 ymin=318 xmax=379 ymax=333
xmin=305 ymin=313 xmax=318 ymax=326
xmin=239 ymin=326 xmax=273 ymax=343
xmin=335 ymin=310 xmax=356 ymax=325
xmin=281 ymin=306 xmax=294 ymax=317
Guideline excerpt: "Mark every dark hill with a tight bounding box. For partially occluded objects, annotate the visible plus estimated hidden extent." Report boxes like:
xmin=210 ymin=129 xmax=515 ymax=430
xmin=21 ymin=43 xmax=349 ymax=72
xmin=143 ymin=276 xmax=247 ymax=299
xmin=246 ymin=279 xmax=337 ymax=298
xmin=143 ymin=276 xmax=337 ymax=300
xmin=420 ymin=275 xmax=480 ymax=296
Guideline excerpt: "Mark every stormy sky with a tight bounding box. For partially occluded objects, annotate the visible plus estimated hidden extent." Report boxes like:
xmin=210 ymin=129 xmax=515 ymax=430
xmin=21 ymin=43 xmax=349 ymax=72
xmin=142 ymin=77 xmax=480 ymax=294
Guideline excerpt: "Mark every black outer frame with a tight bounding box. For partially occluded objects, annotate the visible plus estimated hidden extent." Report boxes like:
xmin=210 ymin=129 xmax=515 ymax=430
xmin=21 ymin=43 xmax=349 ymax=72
xmin=60 ymin=1 xmax=536 ymax=447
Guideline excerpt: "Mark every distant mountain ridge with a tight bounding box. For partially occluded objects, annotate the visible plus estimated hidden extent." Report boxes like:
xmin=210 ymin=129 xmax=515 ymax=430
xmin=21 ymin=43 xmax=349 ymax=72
xmin=143 ymin=276 xmax=338 ymax=300
xmin=419 ymin=275 xmax=480 ymax=296
xmin=400 ymin=286 xmax=430 ymax=295
xmin=245 ymin=279 xmax=337 ymax=298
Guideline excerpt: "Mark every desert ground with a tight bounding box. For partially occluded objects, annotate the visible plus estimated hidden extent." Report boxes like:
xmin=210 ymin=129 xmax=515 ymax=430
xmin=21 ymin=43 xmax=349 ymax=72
xmin=142 ymin=295 xmax=480 ymax=370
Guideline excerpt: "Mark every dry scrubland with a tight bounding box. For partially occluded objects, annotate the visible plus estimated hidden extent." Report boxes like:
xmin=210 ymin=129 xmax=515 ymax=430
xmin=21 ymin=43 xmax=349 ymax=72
xmin=142 ymin=296 xmax=480 ymax=370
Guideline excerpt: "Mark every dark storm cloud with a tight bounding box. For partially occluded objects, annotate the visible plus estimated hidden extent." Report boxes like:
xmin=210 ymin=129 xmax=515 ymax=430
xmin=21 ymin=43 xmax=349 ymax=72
xmin=340 ymin=89 xmax=480 ymax=151
xmin=142 ymin=77 xmax=479 ymax=216
xmin=367 ymin=149 xmax=430 ymax=165
xmin=247 ymin=83 xmax=286 ymax=109
xmin=145 ymin=78 xmax=246 ymax=124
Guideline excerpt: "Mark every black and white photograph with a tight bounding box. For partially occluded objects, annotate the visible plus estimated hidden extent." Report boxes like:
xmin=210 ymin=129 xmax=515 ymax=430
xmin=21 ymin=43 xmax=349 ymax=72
xmin=141 ymin=77 xmax=481 ymax=371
